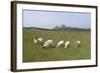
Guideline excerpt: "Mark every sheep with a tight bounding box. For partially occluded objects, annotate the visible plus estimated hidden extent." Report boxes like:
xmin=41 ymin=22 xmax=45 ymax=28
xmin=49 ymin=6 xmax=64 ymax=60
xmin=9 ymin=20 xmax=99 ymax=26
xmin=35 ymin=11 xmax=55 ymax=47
xmin=34 ymin=37 xmax=38 ymax=44
xmin=75 ymin=41 xmax=80 ymax=48
xmin=43 ymin=40 xmax=54 ymax=49
xmin=56 ymin=40 xmax=64 ymax=47
xmin=64 ymin=41 xmax=70 ymax=48
xmin=34 ymin=37 xmax=44 ymax=45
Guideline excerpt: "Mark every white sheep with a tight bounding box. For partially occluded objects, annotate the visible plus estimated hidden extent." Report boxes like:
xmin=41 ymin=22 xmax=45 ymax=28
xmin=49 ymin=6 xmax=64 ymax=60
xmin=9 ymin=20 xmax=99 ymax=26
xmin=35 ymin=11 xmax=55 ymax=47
xmin=43 ymin=40 xmax=53 ymax=49
xmin=34 ymin=37 xmax=44 ymax=44
xmin=75 ymin=41 xmax=80 ymax=48
xmin=64 ymin=41 xmax=70 ymax=48
xmin=56 ymin=40 xmax=64 ymax=47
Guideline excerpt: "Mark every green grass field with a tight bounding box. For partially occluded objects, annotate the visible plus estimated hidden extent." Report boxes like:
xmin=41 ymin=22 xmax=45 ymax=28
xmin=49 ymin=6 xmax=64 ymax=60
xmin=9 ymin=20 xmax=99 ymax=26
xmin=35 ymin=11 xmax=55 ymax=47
xmin=23 ymin=28 xmax=91 ymax=62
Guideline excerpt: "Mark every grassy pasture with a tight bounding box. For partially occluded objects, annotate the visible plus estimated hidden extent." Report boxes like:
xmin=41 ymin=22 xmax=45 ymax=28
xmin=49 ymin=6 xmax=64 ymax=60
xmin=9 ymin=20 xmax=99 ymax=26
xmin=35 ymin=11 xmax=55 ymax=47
xmin=23 ymin=28 xmax=91 ymax=62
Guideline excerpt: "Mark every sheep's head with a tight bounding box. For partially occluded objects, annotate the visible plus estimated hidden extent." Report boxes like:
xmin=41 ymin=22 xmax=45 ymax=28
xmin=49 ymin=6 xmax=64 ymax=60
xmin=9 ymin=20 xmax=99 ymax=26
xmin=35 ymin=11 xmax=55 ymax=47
xmin=43 ymin=46 xmax=46 ymax=49
xmin=34 ymin=39 xmax=37 ymax=44
xmin=34 ymin=37 xmax=38 ymax=39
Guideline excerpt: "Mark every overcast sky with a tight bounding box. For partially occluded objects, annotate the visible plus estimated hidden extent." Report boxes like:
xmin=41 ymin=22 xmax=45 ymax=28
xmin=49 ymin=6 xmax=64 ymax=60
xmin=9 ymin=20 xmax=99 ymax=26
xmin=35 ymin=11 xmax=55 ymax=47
xmin=23 ymin=10 xmax=91 ymax=29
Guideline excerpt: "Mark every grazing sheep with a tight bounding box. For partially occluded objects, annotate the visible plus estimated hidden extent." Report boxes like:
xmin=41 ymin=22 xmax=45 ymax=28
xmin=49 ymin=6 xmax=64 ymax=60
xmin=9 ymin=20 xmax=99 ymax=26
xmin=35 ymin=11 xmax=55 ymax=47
xmin=75 ymin=41 xmax=80 ymax=48
xmin=34 ymin=38 xmax=37 ymax=44
xmin=43 ymin=40 xmax=53 ymax=49
xmin=64 ymin=41 xmax=70 ymax=48
xmin=34 ymin=37 xmax=44 ymax=44
xmin=56 ymin=40 xmax=64 ymax=47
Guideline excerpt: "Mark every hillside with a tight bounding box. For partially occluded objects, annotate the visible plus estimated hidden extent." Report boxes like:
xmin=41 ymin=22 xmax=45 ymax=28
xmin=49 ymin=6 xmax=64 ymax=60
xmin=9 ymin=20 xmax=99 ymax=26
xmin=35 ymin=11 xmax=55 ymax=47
xmin=23 ymin=26 xmax=90 ymax=31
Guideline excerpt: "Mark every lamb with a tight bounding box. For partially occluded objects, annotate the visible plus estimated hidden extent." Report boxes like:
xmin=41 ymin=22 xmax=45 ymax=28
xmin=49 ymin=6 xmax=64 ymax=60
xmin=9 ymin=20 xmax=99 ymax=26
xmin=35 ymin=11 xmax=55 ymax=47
xmin=34 ymin=37 xmax=44 ymax=45
xmin=64 ymin=41 xmax=70 ymax=48
xmin=43 ymin=40 xmax=54 ymax=49
xmin=75 ymin=41 xmax=80 ymax=48
xmin=56 ymin=40 xmax=64 ymax=47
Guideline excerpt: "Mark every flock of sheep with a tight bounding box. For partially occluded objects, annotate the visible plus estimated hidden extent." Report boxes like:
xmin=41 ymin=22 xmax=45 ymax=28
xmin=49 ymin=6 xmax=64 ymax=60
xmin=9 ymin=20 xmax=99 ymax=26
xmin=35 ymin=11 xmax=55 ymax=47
xmin=34 ymin=37 xmax=80 ymax=49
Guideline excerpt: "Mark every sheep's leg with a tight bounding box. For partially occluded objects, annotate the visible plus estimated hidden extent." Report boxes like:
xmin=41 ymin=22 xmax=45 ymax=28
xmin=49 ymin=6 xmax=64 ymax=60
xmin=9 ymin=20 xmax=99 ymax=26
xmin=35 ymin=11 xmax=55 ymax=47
xmin=76 ymin=44 xmax=80 ymax=48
